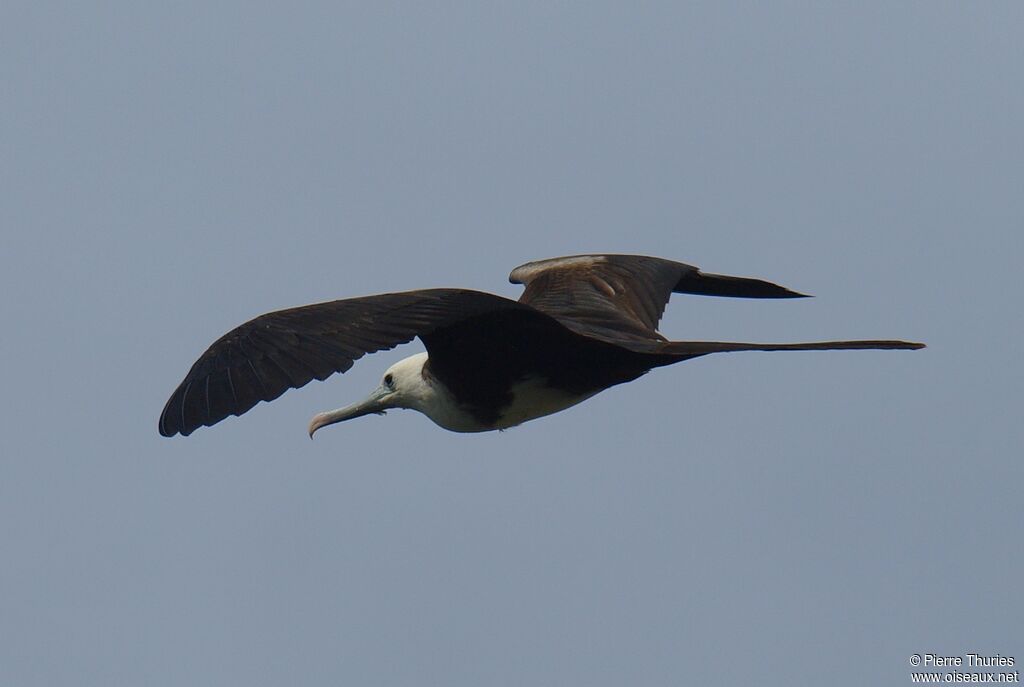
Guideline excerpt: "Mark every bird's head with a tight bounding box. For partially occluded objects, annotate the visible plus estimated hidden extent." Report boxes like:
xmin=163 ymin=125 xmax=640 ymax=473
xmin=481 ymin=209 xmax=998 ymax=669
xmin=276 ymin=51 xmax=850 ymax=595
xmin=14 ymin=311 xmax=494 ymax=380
xmin=308 ymin=352 xmax=430 ymax=438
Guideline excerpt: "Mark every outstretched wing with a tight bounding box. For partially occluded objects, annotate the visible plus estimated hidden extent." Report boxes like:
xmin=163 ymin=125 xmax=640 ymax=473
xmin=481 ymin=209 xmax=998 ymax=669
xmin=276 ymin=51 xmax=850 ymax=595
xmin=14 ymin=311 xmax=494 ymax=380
xmin=158 ymin=288 xmax=528 ymax=437
xmin=509 ymin=254 xmax=806 ymax=346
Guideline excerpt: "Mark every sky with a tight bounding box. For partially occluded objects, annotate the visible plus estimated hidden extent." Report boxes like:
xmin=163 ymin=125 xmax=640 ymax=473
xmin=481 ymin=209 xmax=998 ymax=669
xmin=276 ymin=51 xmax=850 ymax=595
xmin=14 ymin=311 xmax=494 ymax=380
xmin=2 ymin=2 xmax=1021 ymax=685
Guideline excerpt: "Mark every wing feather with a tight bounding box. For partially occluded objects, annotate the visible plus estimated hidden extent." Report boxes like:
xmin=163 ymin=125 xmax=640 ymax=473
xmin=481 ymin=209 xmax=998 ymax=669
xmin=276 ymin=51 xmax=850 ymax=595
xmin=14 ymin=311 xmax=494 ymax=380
xmin=158 ymin=288 xmax=527 ymax=437
xmin=510 ymin=254 xmax=806 ymax=346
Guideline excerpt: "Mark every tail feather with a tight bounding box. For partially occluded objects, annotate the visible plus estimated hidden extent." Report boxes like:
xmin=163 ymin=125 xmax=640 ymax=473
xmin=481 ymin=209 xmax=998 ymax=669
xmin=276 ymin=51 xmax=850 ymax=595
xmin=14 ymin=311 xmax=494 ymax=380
xmin=662 ymin=339 xmax=925 ymax=356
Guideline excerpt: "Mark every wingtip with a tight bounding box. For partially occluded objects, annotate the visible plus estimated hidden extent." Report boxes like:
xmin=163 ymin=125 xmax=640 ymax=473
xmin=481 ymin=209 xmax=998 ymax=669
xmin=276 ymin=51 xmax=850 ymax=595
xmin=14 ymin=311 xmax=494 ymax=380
xmin=158 ymin=417 xmax=176 ymax=438
xmin=880 ymin=340 xmax=927 ymax=350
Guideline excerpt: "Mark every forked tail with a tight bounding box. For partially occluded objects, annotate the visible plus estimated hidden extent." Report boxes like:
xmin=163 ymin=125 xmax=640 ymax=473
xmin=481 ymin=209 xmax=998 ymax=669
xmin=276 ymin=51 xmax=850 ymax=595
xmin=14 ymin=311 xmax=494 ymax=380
xmin=661 ymin=339 xmax=925 ymax=357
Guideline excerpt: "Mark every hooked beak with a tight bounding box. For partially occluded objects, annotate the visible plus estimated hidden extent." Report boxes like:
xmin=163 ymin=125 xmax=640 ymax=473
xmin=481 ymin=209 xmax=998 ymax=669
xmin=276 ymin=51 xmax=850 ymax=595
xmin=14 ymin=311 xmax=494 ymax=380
xmin=308 ymin=384 xmax=392 ymax=439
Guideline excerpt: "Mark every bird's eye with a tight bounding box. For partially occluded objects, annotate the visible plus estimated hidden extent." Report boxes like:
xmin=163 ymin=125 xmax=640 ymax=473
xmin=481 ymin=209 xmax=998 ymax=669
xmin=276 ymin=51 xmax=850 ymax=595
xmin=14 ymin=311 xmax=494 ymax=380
xmin=384 ymin=373 xmax=394 ymax=387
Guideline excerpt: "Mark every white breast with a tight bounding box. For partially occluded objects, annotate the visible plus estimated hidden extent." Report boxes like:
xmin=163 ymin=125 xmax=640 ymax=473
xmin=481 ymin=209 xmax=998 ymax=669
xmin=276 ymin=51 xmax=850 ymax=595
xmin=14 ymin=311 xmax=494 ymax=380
xmin=495 ymin=377 xmax=599 ymax=430
xmin=407 ymin=361 xmax=601 ymax=433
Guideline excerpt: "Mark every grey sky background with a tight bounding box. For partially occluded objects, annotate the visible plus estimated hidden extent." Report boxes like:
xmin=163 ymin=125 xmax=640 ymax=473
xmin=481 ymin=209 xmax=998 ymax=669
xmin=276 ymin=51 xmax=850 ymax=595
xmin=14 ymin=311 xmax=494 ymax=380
xmin=2 ymin=3 xmax=1021 ymax=685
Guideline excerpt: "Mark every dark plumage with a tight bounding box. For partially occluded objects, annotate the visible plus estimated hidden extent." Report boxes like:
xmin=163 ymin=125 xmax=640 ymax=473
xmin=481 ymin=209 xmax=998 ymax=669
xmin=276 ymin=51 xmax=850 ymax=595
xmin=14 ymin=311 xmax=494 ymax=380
xmin=159 ymin=254 xmax=923 ymax=438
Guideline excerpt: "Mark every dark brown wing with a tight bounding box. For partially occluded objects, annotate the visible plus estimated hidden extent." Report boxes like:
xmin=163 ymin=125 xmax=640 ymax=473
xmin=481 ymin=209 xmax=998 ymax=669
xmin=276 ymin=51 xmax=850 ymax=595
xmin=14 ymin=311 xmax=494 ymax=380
xmin=158 ymin=288 xmax=528 ymax=437
xmin=509 ymin=254 xmax=806 ymax=347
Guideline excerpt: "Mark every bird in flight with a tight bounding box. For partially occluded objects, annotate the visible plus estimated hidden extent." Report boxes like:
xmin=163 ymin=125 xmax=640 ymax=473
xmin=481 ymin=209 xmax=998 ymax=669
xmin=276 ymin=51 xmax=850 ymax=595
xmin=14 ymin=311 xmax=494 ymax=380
xmin=158 ymin=254 xmax=923 ymax=438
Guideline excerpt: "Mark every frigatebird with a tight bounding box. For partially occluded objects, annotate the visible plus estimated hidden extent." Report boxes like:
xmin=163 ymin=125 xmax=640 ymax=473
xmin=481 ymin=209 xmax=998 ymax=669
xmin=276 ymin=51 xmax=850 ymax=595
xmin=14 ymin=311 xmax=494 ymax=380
xmin=158 ymin=254 xmax=923 ymax=438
